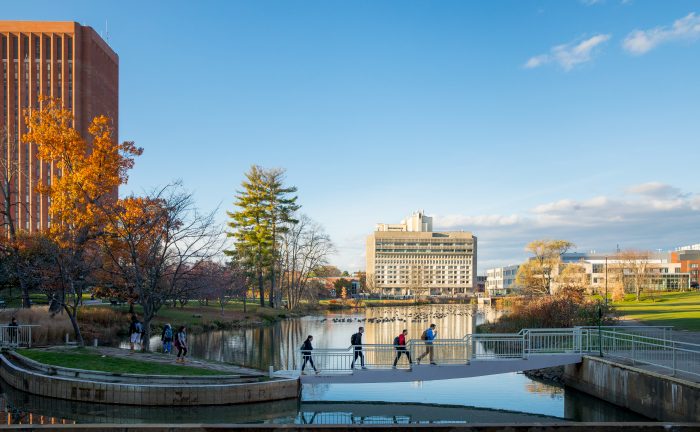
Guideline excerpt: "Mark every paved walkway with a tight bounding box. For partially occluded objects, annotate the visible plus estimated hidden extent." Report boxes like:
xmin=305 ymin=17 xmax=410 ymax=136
xmin=617 ymin=318 xmax=700 ymax=345
xmin=47 ymin=346 xmax=265 ymax=377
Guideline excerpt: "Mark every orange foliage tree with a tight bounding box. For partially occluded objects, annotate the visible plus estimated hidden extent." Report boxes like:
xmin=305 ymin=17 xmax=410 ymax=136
xmin=23 ymin=98 xmax=142 ymax=345
xmin=100 ymin=183 xmax=224 ymax=350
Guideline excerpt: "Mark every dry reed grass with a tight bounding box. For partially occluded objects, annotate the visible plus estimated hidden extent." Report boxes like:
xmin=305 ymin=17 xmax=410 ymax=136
xmin=0 ymin=306 xmax=128 ymax=346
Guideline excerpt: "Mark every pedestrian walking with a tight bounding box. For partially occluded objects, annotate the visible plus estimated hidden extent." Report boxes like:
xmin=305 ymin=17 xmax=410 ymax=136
xmin=392 ymin=329 xmax=413 ymax=369
xmin=300 ymin=335 xmax=319 ymax=375
xmin=129 ymin=315 xmax=143 ymax=351
xmin=175 ymin=326 xmax=188 ymax=363
xmin=416 ymin=323 xmax=437 ymax=365
xmin=7 ymin=316 xmax=18 ymax=345
xmin=161 ymin=323 xmax=173 ymax=354
xmin=350 ymin=326 xmax=367 ymax=369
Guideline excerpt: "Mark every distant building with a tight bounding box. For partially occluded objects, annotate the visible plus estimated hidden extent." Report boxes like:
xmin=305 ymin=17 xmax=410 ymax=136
xmin=671 ymin=250 xmax=700 ymax=288
xmin=555 ymin=252 xmax=689 ymax=294
xmin=366 ymin=211 xmax=477 ymax=297
xmin=676 ymin=244 xmax=700 ymax=252
xmin=476 ymin=275 xmax=487 ymax=293
xmin=485 ymin=264 xmax=519 ymax=296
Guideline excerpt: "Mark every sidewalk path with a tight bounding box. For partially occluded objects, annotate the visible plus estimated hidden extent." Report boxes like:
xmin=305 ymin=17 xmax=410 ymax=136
xmin=50 ymin=346 xmax=266 ymax=376
xmin=617 ymin=317 xmax=700 ymax=345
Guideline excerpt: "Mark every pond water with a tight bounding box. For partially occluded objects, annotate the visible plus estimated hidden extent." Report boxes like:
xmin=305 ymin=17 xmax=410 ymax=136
xmin=1 ymin=304 xmax=649 ymax=424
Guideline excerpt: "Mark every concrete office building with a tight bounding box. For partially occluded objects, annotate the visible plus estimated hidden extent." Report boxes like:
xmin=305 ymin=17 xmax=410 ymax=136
xmin=366 ymin=211 xmax=477 ymax=297
xmin=555 ymin=252 xmax=689 ymax=294
xmin=485 ymin=264 xmax=520 ymax=296
xmin=1 ymin=21 xmax=118 ymax=232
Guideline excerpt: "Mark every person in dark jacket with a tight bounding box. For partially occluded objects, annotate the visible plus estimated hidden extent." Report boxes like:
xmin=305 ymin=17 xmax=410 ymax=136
xmin=300 ymin=335 xmax=319 ymax=374
xmin=161 ymin=323 xmax=173 ymax=354
xmin=350 ymin=326 xmax=366 ymax=369
xmin=7 ymin=317 xmax=18 ymax=345
xmin=393 ymin=329 xmax=412 ymax=369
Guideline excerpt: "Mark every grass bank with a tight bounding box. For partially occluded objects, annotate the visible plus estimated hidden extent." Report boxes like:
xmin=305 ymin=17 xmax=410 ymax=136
xmin=612 ymin=291 xmax=700 ymax=331
xmin=17 ymin=348 xmax=221 ymax=376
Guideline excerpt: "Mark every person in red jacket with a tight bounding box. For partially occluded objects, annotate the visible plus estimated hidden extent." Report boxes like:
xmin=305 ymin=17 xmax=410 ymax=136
xmin=392 ymin=329 xmax=413 ymax=369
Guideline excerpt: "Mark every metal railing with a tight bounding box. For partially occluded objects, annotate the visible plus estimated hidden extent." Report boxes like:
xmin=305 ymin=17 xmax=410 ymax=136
xmin=296 ymin=325 xmax=700 ymax=379
xmin=297 ymin=328 xmax=587 ymax=373
xmin=0 ymin=325 xmax=36 ymax=348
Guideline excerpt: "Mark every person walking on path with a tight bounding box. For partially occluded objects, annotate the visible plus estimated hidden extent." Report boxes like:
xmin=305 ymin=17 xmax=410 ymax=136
xmin=417 ymin=323 xmax=437 ymax=365
xmin=129 ymin=315 xmax=143 ymax=351
xmin=350 ymin=327 xmax=367 ymax=369
xmin=175 ymin=326 xmax=188 ymax=363
xmin=300 ymin=335 xmax=320 ymax=375
xmin=7 ymin=316 xmax=18 ymax=345
xmin=393 ymin=329 xmax=413 ymax=369
xmin=161 ymin=323 xmax=174 ymax=354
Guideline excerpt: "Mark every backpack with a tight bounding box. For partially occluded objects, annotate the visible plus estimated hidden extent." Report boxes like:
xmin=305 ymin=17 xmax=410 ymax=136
xmin=393 ymin=336 xmax=400 ymax=346
xmin=164 ymin=327 xmax=173 ymax=339
xmin=350 ymin=333 xmax=359 ymax=346
xmin=421 ymin=329 xmax=428 ymax=340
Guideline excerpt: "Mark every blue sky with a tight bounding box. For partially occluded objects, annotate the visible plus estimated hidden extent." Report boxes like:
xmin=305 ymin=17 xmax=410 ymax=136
xmin=7 ymin=0 xmax=700 ymax=271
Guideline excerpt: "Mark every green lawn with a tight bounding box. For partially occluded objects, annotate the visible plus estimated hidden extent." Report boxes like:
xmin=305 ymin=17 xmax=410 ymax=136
xmin=17 ymin=348 xmax=223 ymax=376
xmin=612 ymin=291 xmax=700 ymax=331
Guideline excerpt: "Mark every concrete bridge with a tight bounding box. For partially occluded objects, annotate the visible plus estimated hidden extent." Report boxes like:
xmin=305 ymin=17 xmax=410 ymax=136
xmin=279 ymin=326 xmax=700 ymax=384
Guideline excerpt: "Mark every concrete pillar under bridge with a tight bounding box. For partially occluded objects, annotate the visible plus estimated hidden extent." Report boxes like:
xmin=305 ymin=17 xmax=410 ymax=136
xmin=564 ymin=356 xmax=700 ymax=422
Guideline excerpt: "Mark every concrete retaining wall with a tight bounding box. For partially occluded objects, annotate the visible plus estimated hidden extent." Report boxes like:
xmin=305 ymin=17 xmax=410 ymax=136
xmin=564 ymin=355 xmax=700 ymax=422
xmin=0 ymin=353 xmax=300 ymax=406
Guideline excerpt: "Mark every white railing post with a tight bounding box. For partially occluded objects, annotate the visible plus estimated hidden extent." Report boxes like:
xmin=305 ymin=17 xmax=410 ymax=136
xmin=672 ymin=341 xmax=677 ymax=376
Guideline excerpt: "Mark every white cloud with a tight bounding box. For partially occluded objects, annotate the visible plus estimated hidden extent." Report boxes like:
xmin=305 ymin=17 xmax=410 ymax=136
xmin=524 ymin=34 xmax=611 ymax=71
xmin=626 ymin=182 xmax=682 ymax=198
xmin=623 ymin=12 xmax=700 ymax=55
xmin=432 ymin=184 xmax=700 ymax=271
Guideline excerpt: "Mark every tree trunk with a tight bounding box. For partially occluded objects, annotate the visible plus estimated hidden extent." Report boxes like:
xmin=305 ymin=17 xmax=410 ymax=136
xmin=243 ymin=289 xmax=247 ymax=313
xmin=258 ymin=268 xmax=264 ymax=307
xmin=67 ymin=307 xmax=84 ymax=346
xmin=142 ymin=316 xmax=152 ymax=351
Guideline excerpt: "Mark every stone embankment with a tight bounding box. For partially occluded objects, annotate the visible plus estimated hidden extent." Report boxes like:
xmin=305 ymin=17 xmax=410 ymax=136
xmin=0 ymin=350 xmax=299 ymax=406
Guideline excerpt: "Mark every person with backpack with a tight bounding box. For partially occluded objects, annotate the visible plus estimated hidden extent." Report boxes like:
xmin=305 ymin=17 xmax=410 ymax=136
xmin=161 ymin=323 xmax=174 ymax=354
xmin=175 ymin=325 xmax=188 ymax=363
xmin=129 ymin=315 xmax=143 ymax=351
xmin=300 ymin=335 xmax=319 ymax=375
xmin=416 ymin=323 xmax=437 ymax=365
xmin=350 ymin=326 xmax=366 ymax=369
xmin=392 ymin=329 xmax=412 ymax=369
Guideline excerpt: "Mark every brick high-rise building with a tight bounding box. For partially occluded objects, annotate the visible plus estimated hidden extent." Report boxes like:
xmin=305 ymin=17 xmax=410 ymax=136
xmin=1 ymin=21 xmax=118 ymax=232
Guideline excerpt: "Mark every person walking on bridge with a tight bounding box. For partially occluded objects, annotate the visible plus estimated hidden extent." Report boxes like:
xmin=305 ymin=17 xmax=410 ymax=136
xmin=417 ymin=323 xmax=437 ymax=365
xmin=300 ymin=335 xmax=320 ymax=375
xmin=350 ymin=327 xmax=367 ymax=369
xmin=392 ymin=329 xmax=413 ymax=369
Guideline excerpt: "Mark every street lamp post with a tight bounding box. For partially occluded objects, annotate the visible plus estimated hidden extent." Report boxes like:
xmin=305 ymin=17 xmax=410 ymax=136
xmin=605 ymin=256 xmax=608 ymax=307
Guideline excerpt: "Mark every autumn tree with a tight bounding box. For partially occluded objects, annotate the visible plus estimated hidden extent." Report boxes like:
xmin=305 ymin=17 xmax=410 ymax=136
xmin=0 ymin=127 xmax=34 ymax=307
xmin=555 ymin=263 xmax=589 ymax=303
xmin=613 ymin=250 xmax=653 ymax=301
xmin=516 ymin=239 xmax=574 ymax=296
xmin=278 ymin=214 xmax=334 ymax=309
xmin=23 ymin=99 xmax=142 ymax=345
xmin=101 ymin=183 xmax=224 ymax=350
xmin=189 ymin=259 xmax=247 ymax=315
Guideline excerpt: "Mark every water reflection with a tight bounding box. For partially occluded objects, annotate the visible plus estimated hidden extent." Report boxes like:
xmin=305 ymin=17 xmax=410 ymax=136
xmin=109 ymin=304 xmax=650 ymax=423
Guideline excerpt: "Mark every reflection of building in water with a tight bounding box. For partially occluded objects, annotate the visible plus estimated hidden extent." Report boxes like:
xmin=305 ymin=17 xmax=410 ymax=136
xmin=524 ymin=381 xmax=564 ymax=396
xmin=367 ymin=211 xmax=477 ymax=297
